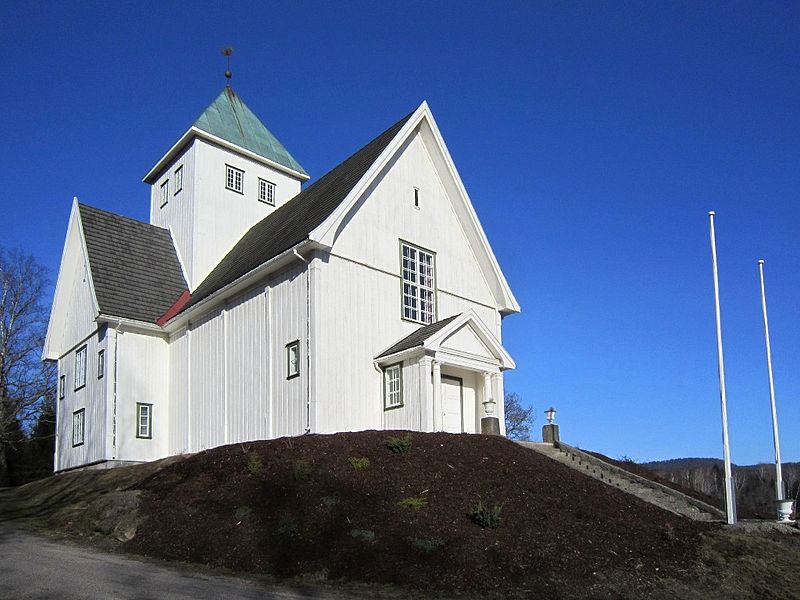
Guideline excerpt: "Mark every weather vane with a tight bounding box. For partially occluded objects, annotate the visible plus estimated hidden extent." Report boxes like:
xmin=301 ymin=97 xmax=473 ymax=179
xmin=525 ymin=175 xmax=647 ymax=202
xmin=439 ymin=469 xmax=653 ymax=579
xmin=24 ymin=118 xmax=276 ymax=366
xmin=222 ymin=47 xmax=234 ymax=83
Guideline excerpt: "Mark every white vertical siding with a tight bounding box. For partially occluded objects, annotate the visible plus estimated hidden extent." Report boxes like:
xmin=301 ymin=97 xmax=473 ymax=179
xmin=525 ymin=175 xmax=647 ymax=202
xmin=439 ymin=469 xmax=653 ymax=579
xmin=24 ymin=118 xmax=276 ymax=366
xmin=225 ymin=285 xmax=270 ymax=443
xmin=269 ymin=263 xmax=307 ymax=437
xmin=150 ymin=142 xmax=195 ymax=286
xmin=383 ymin=360 xmax=423 ymax=431
xmin=168 ymin=328 xmax=189 ymax=454
xmin=56 ymin=327 xmax=107 ymax=471
xmin=189 ymin=309 xmax=225 ymax=451
xmin=115 ymin=331 xmax=170 ymax=462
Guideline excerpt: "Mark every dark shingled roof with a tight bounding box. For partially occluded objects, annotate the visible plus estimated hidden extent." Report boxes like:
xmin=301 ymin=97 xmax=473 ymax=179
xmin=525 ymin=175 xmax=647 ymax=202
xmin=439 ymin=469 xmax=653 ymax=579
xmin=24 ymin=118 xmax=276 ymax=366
xmin=183 ymin=110 xmax=414 ymax=312
xmin=376 ymin=314 xmax=461 ymax=359
xmin=78 ymin=204 xmax=187 ymax=323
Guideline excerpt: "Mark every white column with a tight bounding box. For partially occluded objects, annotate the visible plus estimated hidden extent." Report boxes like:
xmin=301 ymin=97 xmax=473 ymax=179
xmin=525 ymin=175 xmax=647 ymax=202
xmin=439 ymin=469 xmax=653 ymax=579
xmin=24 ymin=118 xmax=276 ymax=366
xmin=419 ymin=357 xmax=433 ymax=431
xmin=482 ymin=372 xmax=492 ymax=417
xmin=493 ymin=372 xmax=505 ymax=436
xmin=432 ymin=360 xmax=442 ymax=432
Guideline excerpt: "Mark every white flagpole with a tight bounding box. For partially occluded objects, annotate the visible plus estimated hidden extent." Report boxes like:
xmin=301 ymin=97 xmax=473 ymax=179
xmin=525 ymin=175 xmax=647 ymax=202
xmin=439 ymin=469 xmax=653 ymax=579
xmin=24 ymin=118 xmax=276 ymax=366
xmin=758 ymin=259 xmax=785 ymax=502
xmin=708 ymin=211 xmax=737 ymax=524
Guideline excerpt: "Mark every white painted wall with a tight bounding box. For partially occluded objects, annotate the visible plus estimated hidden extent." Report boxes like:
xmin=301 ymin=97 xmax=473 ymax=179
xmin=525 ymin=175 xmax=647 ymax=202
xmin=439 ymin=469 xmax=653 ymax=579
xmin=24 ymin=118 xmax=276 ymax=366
xmin=115 ymin=330 xmax=170 ymax=462
xmin=313 ymin=130 xmax=505 ymax=434
xmin=55 ymin=327 xmax=108 ymax=471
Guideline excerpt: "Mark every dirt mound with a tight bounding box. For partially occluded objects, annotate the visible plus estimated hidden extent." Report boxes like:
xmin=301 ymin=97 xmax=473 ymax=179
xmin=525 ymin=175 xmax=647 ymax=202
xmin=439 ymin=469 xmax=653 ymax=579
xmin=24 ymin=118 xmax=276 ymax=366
xmin=126 ymin=431 xmax=713 ymax=597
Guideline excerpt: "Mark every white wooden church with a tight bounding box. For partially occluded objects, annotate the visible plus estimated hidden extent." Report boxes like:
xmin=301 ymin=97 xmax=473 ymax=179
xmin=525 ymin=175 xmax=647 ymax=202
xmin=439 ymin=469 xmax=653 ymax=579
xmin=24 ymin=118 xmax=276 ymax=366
xmin=44 ymin=87 xmax=520 ymax=472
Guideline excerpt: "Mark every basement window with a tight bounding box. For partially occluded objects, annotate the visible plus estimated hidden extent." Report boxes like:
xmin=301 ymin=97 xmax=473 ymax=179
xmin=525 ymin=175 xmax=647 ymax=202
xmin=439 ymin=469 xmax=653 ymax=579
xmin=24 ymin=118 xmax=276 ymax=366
xmin=226 ymin=164 xmax=244 ymax=194
xmin=259 ymin=178 xmax=275 ymax=205
xmin=384 ymin=363 xmax=403 ymax=409
xmin=72 ymin=409 xmax=85 ymax=447
xmin=74 ymin=345 xmax=87 ymax=391
xmin=286 ymin=340 xmax=300 ymax=379
xmin=136 ymin=403 xmax=152 ymax=439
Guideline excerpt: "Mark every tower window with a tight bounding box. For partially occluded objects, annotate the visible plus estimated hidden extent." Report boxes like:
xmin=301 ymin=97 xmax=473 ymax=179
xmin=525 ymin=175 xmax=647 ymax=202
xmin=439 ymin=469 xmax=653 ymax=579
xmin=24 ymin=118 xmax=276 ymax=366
xmin=174 ymin=165 xmax=183 ymax=194
xmin=259 ymin=178 xmax=275 ymax=205
xmin=160 ymin=180 xmax=169 ymax=207
xmin=226 ymin=165 xmax=244 ymax=194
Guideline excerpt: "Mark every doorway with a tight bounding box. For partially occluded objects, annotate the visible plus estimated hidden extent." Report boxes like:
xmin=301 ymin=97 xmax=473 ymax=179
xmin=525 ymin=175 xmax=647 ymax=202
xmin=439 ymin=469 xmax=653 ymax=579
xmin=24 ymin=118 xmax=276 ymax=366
xmin=441 ymin=375 xmax=464 ymax=433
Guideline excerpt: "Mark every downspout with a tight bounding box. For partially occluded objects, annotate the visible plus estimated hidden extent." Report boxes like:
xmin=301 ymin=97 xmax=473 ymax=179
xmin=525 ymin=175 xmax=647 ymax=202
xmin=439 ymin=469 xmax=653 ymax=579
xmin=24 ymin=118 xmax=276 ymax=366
xmin=293 ymin=249 xmax=312 ymax=434
xmin=112 ymin=320 xmax=122 ymax=460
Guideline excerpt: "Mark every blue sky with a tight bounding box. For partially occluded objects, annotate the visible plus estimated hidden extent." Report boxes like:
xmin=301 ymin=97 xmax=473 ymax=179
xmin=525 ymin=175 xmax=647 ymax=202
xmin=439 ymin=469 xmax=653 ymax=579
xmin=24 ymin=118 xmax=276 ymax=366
xmin=1 ymin=1 xmax=797 ymax=465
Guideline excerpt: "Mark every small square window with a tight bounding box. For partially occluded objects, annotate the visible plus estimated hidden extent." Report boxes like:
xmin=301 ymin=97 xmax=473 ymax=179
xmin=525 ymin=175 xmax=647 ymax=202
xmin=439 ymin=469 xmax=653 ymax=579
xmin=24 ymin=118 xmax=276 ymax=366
xmin=136 ymin=403 xmax=152 ymax=439
xmin=160 ymin=180 xmax=169 ymax=207
xmin=286 ymin=340 xmax=300 ymax=379
xmin=72 ymin=409 xmax=85 ymax=447
xmin=59 ymin=375 xmax=65 ymax=400
xmin=97 ymin=349 xmax=105 ymax=379
xmin=74 ymin=345 xmax=87 ymax=391
xmin=259 ymin=178 xmax=275 ymax=205
xmin=174 ymin=166 xmax=183 ymax=194
xmin=384 ymin=364 xmax=403 ymax=409
xmin=226 ymin=165 xmax=244 ymax=194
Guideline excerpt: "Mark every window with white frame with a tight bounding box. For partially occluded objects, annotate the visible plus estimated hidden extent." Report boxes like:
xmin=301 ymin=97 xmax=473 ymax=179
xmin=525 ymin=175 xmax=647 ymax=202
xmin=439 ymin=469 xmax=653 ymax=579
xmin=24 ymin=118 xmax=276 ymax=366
xmin=74 ymin=345 xmax=87 ymax=390
xmin=59 ymin=375 xmax=65 ymax=400
xmin=286 ymin=340 xmax=300 ymax=379
xmin=226 ymin=164 xmax=244 ymax=193
xmin=259 ymin=178 xmax=275 ymax=205
xmin=72 ymin=409 xmax=85 ymax=447
xmin=174 ymin=165 xmax=183 ymax=193
xmin=97 ymin=349 xmax=105 ymax=379
xmin=401 ymin=242 xmax=436 ymax=324
xmin=384 ymin=364 xmax=402 ymax=409
xmin=136 ymin=403 xmax=152 ymax=439
xmin=160 ymin=180 xmax=169 ymax=207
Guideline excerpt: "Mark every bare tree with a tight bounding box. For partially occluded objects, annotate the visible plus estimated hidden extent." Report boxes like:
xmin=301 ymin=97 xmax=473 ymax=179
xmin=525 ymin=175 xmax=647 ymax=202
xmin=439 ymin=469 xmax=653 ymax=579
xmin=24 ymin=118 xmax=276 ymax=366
xmin=0 ymin=247 xmax=52 ymax=486
xmin=504 ymin=392 xmax=535 ymax=441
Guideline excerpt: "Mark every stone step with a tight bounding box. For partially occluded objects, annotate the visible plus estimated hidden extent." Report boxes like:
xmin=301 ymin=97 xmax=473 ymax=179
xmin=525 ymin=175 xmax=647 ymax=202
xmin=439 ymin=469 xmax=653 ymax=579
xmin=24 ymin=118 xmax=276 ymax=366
xmin=518 ymin=441 xmax=725 ymax=522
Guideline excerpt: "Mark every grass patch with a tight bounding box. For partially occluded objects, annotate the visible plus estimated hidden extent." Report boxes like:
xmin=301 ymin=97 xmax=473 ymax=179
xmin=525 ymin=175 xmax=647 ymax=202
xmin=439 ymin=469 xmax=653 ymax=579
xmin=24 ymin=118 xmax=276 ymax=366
xmin=386 ymin=435 xmax=413 ymax=454
xmin=349 ymin=529 xmax=377 ymax=543
xmin=293 ymin=459 xmax=312 ymax=481
xmin=469 ymin=500 xmax=503 ymax=528
xmin=234 ymin=505 xmax=253 ymax=522
xmin=398 ymin=496 xmax=427 ymax=511
xmin=246 ymin=453 xmax=264 ymax=477
xmin=275 ymin=514 xmax=299 ymax=537
xmin=348 ymin=457 xmax=370 ymax=471
xmin=319 ymin=494 xmax=341 ymax=510
xmin=406 ymin=536 xmax=445 ymax=553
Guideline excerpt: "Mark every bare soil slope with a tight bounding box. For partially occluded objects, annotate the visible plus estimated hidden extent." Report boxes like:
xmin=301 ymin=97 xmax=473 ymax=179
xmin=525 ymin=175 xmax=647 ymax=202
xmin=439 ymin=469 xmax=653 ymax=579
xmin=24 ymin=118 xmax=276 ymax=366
xmin=2 ymin=431 xmax=799 ymax=599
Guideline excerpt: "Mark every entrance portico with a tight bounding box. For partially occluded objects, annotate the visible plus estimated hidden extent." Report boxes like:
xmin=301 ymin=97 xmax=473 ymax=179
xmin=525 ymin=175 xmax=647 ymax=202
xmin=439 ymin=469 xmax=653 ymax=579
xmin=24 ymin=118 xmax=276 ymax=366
xmin=375 ymin=311 xmax=515 ymax=435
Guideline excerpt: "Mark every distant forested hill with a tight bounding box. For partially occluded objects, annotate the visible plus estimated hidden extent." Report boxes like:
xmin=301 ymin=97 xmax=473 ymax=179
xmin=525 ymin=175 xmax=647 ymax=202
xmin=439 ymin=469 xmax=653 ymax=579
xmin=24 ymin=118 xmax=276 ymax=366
xmin=644 ymin=458 xmax=800 ymax=518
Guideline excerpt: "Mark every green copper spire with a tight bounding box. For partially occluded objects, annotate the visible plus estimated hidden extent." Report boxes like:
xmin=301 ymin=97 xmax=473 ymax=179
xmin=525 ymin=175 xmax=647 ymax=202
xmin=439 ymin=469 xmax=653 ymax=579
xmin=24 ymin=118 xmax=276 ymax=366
xmin=193 ymin=87 xmax=308 ymax=177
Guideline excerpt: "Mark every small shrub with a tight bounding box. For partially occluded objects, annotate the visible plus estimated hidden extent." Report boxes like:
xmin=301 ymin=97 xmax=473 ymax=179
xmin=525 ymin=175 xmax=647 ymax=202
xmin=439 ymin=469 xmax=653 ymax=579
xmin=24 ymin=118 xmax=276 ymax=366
xmin=234 ymin=505 xmax=253 ymax=522
xmin=349 ymin=529 xmax=377 ymax=543
xmin=469 ymin=500 xmax=503 ymax=528
xmin=406 ymin=536 xmax=445 ymax=553
xmin=293 ymin=459 xmax=312 ymax=481
xmin=320 ymin=494 xmax=341 ymax=510
xmin=348 ymin=457 xmax=370 ymax=471
xmin=398 ymin=497 xmax=427 ymax=511
xmin=386 ymin=435 xmax=413 ymax=454
xmin=246 ymin=453 xmax=264 ymax=477
xmin=276 ymin=515 xmax=299 ymax=537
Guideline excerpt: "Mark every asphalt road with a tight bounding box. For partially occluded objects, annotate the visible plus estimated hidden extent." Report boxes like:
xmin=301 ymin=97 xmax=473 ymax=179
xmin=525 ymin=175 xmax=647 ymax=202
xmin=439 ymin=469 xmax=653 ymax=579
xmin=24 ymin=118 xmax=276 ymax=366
xmin=0 ymin=524 xmax=345 ymax=599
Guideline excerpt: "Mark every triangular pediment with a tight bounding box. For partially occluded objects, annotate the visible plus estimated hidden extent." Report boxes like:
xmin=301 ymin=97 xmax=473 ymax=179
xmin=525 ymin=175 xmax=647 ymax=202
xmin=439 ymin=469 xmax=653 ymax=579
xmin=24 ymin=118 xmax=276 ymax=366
xmin=440 ymin=324 xmax=495 ymax=360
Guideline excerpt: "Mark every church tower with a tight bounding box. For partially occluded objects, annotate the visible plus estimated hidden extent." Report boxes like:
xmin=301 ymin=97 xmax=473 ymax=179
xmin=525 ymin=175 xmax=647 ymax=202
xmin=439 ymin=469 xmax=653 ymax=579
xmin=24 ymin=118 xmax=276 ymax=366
xmin=143 ymin=87 xmax=308 ymax=290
